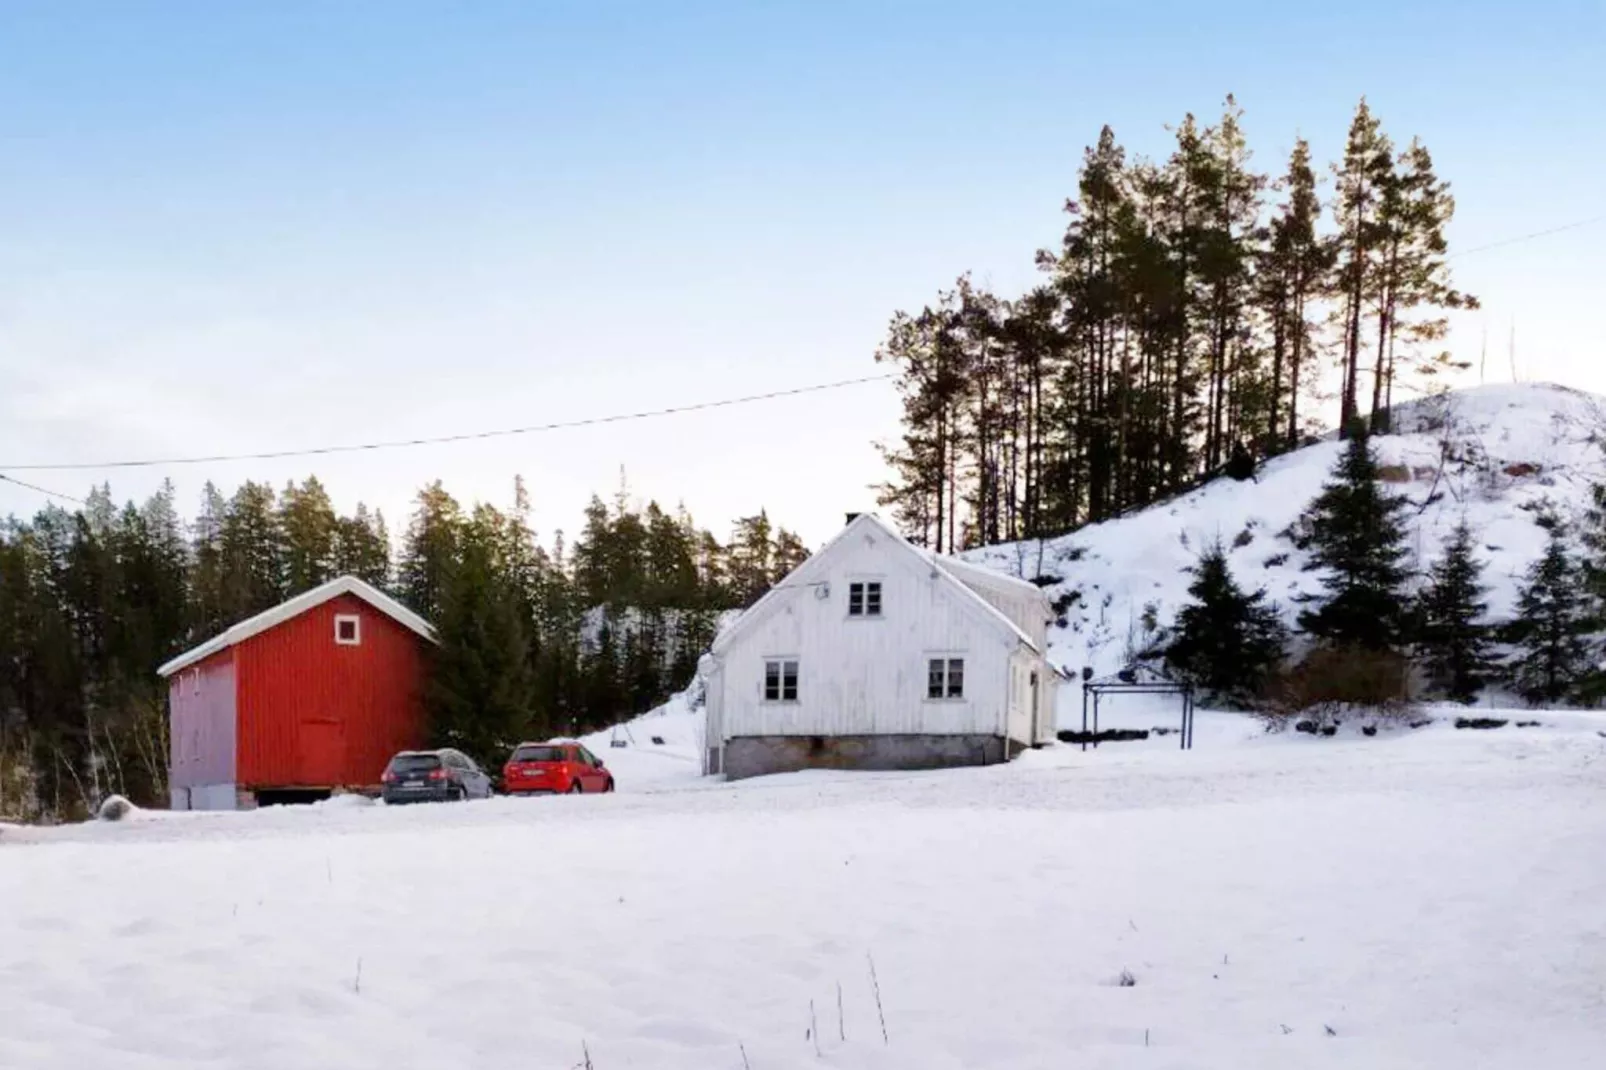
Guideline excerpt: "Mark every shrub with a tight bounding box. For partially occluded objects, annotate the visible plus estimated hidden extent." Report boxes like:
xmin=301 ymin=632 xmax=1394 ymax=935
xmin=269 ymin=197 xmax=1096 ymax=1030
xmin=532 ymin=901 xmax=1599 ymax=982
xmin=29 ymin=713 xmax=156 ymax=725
xmin=1260 ymin=645 xmax=1413 ymax=730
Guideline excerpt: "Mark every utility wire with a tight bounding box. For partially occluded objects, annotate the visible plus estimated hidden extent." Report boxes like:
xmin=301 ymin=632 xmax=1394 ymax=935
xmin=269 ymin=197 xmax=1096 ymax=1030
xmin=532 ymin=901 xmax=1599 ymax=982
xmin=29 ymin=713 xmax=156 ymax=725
xmin=0 ymin=373 xmax=894 ymax=472
xmin=1450 ymin=215 xmax=1604 ymax=259
xmin=0 ymin=472 xmax=87 ymax=506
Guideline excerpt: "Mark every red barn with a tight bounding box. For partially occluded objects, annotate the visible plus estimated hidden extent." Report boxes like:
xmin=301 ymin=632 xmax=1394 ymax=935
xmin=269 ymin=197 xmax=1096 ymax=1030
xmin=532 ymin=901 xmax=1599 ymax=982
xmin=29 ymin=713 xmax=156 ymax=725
xmin=159 ymin=576 xmax=436 ymax=810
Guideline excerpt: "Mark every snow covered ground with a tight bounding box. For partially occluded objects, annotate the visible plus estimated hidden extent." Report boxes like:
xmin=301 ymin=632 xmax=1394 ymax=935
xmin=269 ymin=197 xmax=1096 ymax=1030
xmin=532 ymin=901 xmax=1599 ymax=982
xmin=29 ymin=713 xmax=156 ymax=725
xmin=5 ymin=710 xmax=1604 ymax=1069
xmin=963 ymin=383 xmax=1606 ymax=682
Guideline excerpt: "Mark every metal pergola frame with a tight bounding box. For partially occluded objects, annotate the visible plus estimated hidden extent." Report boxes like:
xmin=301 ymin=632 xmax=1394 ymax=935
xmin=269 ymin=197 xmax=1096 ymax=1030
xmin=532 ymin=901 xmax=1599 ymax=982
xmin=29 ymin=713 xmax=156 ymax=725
xmin=1079 ymin=665 xmax=1195 ymax=751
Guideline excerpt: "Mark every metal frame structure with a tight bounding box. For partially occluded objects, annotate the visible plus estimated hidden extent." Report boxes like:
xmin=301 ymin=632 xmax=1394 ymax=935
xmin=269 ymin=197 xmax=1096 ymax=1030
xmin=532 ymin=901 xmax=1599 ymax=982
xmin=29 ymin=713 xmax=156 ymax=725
xmin=1079 ymin=664 xmax=1195 ymax=751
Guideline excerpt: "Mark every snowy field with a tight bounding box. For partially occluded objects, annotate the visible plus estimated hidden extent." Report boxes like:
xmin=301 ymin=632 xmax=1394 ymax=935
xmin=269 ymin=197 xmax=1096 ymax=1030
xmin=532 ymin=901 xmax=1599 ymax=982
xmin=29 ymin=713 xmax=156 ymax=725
xmin=4 ymin=709 xmax=1604 ymax=1070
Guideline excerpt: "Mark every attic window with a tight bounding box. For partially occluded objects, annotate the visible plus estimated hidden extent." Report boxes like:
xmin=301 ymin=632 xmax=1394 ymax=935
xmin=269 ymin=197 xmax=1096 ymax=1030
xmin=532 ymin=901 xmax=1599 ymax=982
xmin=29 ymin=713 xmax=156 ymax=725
xmin=335 ymin=614 xmax=361 ymax=646
xmin=848 ymin=581 xmax=883 ymax=617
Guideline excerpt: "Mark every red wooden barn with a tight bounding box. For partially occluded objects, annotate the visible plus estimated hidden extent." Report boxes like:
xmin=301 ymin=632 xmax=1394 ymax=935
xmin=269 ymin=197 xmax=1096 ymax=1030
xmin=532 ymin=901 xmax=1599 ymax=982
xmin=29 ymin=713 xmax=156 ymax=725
xmin=158 ymin=576 xmax=436 ymax=810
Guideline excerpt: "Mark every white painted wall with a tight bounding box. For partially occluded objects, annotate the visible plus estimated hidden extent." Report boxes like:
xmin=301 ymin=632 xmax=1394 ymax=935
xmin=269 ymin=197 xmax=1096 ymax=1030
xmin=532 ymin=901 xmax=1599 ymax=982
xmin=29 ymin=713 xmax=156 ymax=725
xmin=711 ymin=519 xmax=1025 ymax=745
xmin=170 ymin=783 xmax=238 ymax=811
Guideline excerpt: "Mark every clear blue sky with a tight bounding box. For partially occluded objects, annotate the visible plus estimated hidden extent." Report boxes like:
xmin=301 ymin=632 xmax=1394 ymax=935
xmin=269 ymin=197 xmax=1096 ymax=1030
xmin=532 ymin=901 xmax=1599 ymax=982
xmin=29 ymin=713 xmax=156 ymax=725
xmin=2 ymin=1 xmax=1601 ymax=546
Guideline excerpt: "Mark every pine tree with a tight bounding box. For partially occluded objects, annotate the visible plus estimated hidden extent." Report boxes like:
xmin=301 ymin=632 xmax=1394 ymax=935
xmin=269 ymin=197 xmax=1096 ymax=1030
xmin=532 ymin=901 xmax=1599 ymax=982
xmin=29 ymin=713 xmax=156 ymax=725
xmin=1332 ymin=99 xmax=1393 ymax=435
xmin=1414 ymin=520 xmax=1494 ymax=703
xmin=1507 ymin=520 xmax=1591 ymax=706
xmin=1259 ymin=138 xmax=1331 ymax=452
xmin=1164 ymin=542 xmax=1287 ymax=705
xmin=1297 ymin=422 xmax=1412 ymax=649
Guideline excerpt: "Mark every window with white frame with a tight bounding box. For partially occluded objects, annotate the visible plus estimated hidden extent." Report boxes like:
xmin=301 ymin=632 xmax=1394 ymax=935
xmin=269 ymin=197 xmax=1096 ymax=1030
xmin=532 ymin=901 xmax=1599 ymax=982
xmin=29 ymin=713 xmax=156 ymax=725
xmin=927 ymin=657 xmax=965 ymax=699
xmin=763 ymin=659 xmax=799 ymax=702
xmin=335 ymin=614 xmax=361 ymax=646
xmin=848 ymin=581 xmax=883 ymax=617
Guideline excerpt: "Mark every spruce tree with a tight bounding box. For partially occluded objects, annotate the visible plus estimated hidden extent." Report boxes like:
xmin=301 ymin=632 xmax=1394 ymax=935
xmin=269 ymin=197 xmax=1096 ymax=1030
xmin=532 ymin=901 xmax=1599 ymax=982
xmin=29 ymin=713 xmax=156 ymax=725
xmin=1414 ymin=520 xmax=1493 ymax=703
xmin=425 ymin=531 xmax=536 ymax=765
xmin=397 ymin=481 xmax=462 ymax=621
xmin=1164 ymin=542 xmax=1287 ymax=705
xmin=1297 ymin=422 xmax=1412 ymax=649
xmin=1507 ymin=520 xmax=1591 ymax=706
xmin=279 ymin=476 xmax=338 ymax=594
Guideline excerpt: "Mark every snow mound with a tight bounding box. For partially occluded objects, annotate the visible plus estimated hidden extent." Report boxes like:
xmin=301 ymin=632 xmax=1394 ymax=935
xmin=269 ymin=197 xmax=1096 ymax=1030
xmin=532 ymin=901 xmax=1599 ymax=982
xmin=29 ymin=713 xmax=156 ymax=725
xmin=962 ymin=383 xmax=1606 ymax=688
xmin=95 ymin=795 xmax=136 ymax=822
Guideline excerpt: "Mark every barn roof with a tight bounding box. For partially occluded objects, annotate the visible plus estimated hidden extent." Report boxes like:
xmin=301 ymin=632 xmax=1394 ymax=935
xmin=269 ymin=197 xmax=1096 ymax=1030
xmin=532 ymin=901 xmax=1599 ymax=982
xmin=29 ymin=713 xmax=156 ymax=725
xmin=711 ymin=512 xmax=1046 ymax=657
xmin=157 ymin=576 xmax=436 ymax=678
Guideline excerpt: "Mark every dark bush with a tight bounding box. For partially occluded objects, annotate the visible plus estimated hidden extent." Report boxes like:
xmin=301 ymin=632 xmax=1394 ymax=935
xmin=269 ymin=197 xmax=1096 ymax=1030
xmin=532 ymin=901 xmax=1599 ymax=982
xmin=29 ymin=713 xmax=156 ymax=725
xmin=1057 ymin=728 xmax=1151 ymax=744
xmin=1454 ymin=717 xmax=1508 ymax=730
xmin=1261 ymin=645 xmax=1413 ymax=730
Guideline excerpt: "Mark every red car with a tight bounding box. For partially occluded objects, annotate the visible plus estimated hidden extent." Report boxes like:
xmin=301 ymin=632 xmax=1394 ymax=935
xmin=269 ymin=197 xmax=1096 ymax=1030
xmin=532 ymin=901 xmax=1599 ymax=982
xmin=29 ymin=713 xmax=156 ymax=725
xmin=502 ymin=741 xmax=615 ymax=795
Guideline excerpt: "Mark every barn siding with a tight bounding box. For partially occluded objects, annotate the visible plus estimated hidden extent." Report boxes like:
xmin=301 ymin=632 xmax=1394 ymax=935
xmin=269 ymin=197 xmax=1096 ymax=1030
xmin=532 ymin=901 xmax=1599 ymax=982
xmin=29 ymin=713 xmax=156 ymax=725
xmin=168 ymin=649 xmax=236 ymax=807
xmin=235 ymin=593 xmax=427 ymax=790
xmin=716 ymin=524 xmax=1016 ymax=741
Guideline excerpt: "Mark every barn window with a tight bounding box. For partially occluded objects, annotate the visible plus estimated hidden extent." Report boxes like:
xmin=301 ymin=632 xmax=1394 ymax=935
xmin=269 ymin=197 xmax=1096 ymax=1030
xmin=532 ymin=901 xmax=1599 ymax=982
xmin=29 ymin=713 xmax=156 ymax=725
xmin=927 ymin=657 xmax=965 ymax=699
xmin=764 ymin=659 xmax=799 ymax=702
xmin=848 ymin=581 xmax=882 ymax=617
xmin=334 ymin=614 xmax=361 ymax=646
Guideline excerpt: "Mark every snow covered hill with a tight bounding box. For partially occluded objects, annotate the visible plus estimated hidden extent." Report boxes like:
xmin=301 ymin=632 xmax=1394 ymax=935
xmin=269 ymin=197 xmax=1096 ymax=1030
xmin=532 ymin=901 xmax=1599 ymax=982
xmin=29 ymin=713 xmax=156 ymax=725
xmin=962 ymin=383 xmax=1606 ymax=684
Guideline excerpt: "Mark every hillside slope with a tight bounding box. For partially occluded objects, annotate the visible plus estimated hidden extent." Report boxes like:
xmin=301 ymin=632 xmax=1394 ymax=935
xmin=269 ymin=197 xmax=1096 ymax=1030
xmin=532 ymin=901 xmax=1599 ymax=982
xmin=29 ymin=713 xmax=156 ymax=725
xmin=961 ymin=383 xmax=1606 ymax=682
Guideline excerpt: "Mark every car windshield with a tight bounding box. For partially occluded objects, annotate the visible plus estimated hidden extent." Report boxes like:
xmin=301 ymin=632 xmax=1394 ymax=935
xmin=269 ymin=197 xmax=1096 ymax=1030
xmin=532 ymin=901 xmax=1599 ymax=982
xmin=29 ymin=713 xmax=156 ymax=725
xmin=389 ymin=754 xmax=441 ymax=774
xmin=512 ymin=745 xmax=567 ymax=763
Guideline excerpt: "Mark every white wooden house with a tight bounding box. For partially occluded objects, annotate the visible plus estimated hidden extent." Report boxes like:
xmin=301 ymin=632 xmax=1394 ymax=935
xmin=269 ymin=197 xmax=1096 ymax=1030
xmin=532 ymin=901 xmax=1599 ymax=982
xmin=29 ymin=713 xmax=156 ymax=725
xmin=702 ymin=513 xmax=1060 ymax=779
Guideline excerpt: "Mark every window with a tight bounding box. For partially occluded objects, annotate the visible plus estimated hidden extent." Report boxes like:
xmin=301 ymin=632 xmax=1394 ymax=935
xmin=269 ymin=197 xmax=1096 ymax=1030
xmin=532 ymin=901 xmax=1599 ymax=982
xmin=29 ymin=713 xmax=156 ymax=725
xmin=335 ymin=614 xmax=361 ymax=645
xmin=927 ymin=657 xmax=965 ymax=699
xmin=848 ymin=581 xmax=883 ymax=617
xmin=764 ymin=659 xmax=799 ymax=702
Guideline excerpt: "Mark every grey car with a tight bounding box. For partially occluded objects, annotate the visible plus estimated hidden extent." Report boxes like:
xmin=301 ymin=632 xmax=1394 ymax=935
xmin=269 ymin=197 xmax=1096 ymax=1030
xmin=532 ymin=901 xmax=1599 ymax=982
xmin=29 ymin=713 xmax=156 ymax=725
xmin=380 ymin=748 xmax=493 ymax=804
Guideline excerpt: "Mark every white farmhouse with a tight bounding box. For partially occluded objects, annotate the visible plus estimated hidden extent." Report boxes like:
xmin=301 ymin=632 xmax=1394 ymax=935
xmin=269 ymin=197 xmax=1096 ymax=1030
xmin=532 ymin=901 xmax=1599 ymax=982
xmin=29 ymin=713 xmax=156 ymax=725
xmin=703 ymin=512 xmax=1060 ymax=779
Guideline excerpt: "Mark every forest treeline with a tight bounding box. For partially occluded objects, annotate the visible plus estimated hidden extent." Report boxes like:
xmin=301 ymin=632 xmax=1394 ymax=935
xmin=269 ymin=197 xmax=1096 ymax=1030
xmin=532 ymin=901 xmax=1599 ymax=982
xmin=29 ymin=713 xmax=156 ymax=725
xmin=876 ymin=97 xmax=1475 ymax=552
xmin=0 ymin=476 xmax=806 ymax=819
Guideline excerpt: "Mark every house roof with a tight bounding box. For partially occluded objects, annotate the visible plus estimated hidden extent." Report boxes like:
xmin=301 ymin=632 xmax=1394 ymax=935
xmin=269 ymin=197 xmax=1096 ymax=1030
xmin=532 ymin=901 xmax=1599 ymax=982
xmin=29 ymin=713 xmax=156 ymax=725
xmin=711 ymin=512 xmax=1044 ymax=657
xmin=157 ymin=576 xmax=436 ymax=678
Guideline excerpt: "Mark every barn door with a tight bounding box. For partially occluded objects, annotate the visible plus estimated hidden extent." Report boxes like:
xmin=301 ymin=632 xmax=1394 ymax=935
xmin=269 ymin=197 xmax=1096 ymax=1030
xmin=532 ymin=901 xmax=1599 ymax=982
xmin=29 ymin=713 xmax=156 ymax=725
xmin=298 ymin=718 xmax=346 ymax=788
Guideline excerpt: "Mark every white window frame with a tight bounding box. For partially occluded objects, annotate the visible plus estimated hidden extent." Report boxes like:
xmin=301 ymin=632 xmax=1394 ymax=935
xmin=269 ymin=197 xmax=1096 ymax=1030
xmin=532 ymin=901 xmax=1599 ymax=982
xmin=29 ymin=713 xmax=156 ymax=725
xmin=926 ymin=656 xmax=965 ymax=700
xmin=847 ymin=579 xmax=884 ymax=619
xmin=763 ymin=658 xmax=800 ymax=703
xmin=334 ymin=614 xmax=362 ymax=646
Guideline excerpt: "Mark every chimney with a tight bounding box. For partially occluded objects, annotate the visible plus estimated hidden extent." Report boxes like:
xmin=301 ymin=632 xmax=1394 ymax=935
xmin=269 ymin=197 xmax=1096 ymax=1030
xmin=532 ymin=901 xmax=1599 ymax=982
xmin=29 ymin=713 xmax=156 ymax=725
xmin=845 ymin=512 xmax=861 ymax=526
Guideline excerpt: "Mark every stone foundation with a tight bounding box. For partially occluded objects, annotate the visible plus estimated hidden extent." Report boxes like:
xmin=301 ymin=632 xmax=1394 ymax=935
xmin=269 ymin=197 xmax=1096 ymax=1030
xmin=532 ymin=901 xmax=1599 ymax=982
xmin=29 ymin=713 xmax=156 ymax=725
xmin=722 ymin=733 xmax=1016 ymax=781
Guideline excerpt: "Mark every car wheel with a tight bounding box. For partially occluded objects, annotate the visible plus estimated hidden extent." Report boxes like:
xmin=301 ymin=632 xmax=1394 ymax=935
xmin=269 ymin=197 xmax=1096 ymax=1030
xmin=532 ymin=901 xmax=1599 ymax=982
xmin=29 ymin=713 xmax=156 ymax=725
xmin=604 ymin=776 xmax=615 ymax=793
xmin=568 ymin=780 xmax=583 ymax=795
xmin=450 ymin=786 xmax=465 ymax=802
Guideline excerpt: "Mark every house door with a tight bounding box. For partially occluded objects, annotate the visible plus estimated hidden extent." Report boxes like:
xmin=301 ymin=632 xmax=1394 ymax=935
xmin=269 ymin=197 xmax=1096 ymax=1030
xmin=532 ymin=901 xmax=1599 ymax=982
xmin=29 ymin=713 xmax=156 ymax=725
xmin=1029 ymin=671 xmax=1040 ymax=743
xmin=298 ymin=718 xmax=346 ymax=787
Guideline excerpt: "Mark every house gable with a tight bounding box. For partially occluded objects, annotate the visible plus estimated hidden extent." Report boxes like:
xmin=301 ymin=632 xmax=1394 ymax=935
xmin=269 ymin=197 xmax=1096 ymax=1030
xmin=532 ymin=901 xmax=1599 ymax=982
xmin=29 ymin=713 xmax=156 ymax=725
xmin=712 ymin=513 xmax=1034 ymax=659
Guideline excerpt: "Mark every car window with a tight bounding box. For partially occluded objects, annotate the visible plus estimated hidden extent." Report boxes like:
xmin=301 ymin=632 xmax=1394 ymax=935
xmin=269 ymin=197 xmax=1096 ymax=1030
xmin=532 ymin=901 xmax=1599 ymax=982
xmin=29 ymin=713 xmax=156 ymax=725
xmin=578 ymin=746 xmax=597 ymax=766
xmin=512 ymin=745 xmax=567 ymax=763
xmin=389 ymin=754 xmax=440 ymax=774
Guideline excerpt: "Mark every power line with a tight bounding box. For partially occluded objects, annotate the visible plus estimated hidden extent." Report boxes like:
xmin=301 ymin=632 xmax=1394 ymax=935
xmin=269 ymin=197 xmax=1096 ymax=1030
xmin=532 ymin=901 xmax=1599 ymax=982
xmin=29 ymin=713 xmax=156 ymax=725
xmin=0 ymin=472 xmax=87 ymax=506
xmin=1450 ymin=215 xmax=1604 ymax=259
xmin=0 ymin=373 xmax=895 ymax=473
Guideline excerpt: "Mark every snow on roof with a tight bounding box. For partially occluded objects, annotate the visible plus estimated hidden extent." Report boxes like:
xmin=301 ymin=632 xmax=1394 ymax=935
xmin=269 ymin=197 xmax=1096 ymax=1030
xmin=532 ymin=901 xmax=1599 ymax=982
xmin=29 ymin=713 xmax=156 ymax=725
xmin=157 ymin=576 xmax=436 ymax=678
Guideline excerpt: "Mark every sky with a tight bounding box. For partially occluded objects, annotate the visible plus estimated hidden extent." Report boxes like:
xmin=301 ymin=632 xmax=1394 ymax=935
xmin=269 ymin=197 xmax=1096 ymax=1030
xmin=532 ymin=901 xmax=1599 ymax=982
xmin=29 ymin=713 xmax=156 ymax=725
xmin=1 ymin=0 xmax=1602 ymax=548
